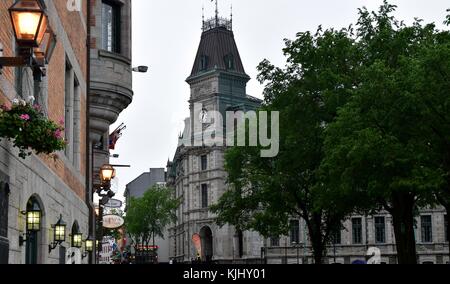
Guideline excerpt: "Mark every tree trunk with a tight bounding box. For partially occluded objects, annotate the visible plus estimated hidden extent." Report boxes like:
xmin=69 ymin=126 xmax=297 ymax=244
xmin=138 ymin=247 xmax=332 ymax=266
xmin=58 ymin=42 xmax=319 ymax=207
xmin=390 ymin=192 xmax=417 ymax=264
xmin=307 ymin=213 xmax=326 ymax=264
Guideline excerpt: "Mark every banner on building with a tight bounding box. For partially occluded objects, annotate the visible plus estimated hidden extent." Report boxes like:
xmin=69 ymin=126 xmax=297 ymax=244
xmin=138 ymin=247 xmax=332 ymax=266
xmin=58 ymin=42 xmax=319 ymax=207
xmin=192 ymin=234 xmax=202 ymax=258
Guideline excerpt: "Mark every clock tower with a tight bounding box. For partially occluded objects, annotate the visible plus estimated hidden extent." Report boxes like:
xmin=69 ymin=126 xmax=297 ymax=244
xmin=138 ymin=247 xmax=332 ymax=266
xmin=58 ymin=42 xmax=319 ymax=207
xmin=168 ymin=9 xmax=263 ymax=264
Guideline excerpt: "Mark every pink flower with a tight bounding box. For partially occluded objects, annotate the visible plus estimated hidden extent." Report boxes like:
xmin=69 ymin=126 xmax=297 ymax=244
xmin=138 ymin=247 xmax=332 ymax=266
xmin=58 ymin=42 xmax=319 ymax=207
xmin=58 ymin=118 xmax=65 ymax=126
xmin=54 ymin=129 xmax=63 ymax=139
xmin=20 ymin=114 xmax=30 ymax=121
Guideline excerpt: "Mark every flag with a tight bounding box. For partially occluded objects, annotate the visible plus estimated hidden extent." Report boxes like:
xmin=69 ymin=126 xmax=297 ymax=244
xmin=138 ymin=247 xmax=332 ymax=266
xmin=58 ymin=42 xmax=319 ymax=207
xmin=109 ymin=123 xmax=126 ymax=150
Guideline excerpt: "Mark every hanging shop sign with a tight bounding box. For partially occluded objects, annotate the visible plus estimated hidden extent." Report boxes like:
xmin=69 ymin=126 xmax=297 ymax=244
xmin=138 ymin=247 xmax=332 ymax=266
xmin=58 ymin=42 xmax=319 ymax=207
xmin=103 ymin=215 xmax=124 ymax=229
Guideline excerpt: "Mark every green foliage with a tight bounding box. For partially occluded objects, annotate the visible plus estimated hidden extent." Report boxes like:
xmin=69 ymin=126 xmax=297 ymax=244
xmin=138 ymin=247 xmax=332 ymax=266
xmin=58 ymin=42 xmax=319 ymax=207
xmin=0 ymin=101 xmax=66 ymax=159
xmin=445 ymin=9 xmax=450 ymax=26
xmin=321 ymin=0 xmax=450 ymax=213
xmin=213 ymin=0 xmax=450 ymax=263
xmin=125 ymin=185 xmax=180 ymax=247
xmin=212 ymin=9 xmax=361 ymax=263
xmin=319 ymin=0 xmax=450 ymax=263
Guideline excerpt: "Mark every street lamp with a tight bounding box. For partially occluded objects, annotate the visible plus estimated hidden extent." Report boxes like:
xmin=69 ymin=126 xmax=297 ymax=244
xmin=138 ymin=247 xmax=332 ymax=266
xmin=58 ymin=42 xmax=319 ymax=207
xmin=49 ymin=215 xmax=66 ymax=253
xmin=100 ymin=164 xmax=116 ymax=185
xmin=33 ymin=26 xmax=56 ymax=65
xmin=19 ymin=202 xmax=41 ymax=246
xmin=82 ymin=237 xmax=94 ymax=259
xmin=0 ymin=0 xmax=56 ymax=81
xmin=72 ymin=232 xmax=83 ymax=249
xmin=26 ymin=207 xmax=41 ymax=232
xmin=9 ymin=0 xmax=48 ymax=48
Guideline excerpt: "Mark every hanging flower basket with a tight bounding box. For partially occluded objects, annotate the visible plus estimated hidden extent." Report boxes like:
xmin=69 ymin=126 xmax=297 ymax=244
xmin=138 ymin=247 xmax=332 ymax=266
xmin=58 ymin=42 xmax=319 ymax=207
xmin=0 ymin=100 xmax=67 ymax=159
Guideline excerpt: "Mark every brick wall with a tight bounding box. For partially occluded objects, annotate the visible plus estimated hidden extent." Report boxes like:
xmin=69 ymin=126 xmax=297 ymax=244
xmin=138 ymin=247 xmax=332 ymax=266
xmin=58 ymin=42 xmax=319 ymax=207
xmin=0 ymin=0 xmax=14 ymax=105
xmin=0 ymin=0 xmax=88 ymax=201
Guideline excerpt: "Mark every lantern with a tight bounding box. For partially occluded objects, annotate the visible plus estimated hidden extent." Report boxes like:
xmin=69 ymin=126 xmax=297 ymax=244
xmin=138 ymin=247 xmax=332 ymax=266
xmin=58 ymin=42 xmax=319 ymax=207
xmin=9 ymin=0 xmax=48 ymax=48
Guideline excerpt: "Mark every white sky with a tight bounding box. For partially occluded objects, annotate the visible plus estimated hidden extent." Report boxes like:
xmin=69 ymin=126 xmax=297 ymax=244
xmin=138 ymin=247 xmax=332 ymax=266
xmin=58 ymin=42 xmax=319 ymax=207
xmin=110 ymin=0 xmax=449 ymax=202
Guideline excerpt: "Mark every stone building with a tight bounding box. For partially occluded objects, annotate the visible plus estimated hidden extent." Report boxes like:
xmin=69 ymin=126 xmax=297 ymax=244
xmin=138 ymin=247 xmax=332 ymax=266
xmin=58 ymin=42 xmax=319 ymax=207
xmin=88 ymin=0 xmax=133 ymax=263
xmin=124 ymin=168 xmax=167 ymax=211
xmin=264 ymin=208 xmax=448 ymax=264
xmin=124 ymin=168 xmax=170 ymax=263
xmin=166 ymin=8 xmax=449 ymax=265
xmin=167 ymin=12 xmax=263 ymax=264
xmin=0 ymin=0 xmax=89 ymax=264
xmin=0 ymin=0 xmax=133 ymax=264
xmin=88 ymin=0 xmax=133 ymax=188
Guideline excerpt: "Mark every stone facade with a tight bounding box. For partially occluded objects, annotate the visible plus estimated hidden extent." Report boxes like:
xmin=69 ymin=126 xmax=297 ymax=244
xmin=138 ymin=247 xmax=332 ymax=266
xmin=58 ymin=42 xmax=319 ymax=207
xmin=167 ymin=16 xmax=264 ymax=264
xmin=265 ymin=209 xmax=449 ymax=264
xmin=88 ymin=0 xmax=133 ymax=264
xmin=166 ymin=12 xmax=450 ymax=266
xmin=124 ymin=168 xmax=170 ymax=263
xmin=0 ymin=0 xmax=89 ymax=264
xmin=89 ymin=0 xmax=133 ymax=188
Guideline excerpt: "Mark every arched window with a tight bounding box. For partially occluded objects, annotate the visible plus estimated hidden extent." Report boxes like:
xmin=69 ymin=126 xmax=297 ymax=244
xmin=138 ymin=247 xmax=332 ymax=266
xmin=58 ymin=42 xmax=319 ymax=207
xmin=0 ymin=181 xmax=10 ymax=264
xmin=25 ymin=197 xmax=42 ymax=264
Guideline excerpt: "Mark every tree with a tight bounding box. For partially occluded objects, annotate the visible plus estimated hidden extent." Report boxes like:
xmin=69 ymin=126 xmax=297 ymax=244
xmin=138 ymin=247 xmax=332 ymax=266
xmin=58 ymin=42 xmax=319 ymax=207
xmin=212 ymin=20 xmax=361 ymax=264
xmin=125 ymin=185 xmax=180 ymax=262
xmin=320 ymin=1 xmax=450 ymax=264
xmin=418 ymin=11 xmax=450 ymax=258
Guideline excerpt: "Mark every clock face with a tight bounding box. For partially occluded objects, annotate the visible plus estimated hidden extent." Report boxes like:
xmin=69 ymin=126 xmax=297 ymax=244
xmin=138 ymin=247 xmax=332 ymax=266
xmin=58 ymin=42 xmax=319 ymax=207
xmin=199 ymin=109 xmax=208 ymax=123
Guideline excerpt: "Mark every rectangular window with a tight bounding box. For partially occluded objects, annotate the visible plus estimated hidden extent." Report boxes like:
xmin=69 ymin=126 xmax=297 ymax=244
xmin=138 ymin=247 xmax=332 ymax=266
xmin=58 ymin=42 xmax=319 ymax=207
xmin=201 ymin=155 xmax=208 ymax=171
xmin=64 ymin=58 xmax=81 ymax=169
xmin=102 ymin=1 xmax=121 ymax=53
xmin=64 ymin=59 xmax=73 ymax=160
xmin=375 ymin=217 xmax=386 ymax=244
xmin=73 ymin=77 xmax=81 ymax=169
xmin=352 ymin=218 xmax=362 ymax=244
xmin=270 ymin=237 xmax=280 ymax=247
xmin=421 ymin=216 xmax=433 ymax=243
xmin=290 ymin=220 xmax=300 ymax=244
xmin=201 ymin=184 xmax=208 ymax=208
xmin=445 ymin=215 xmax=448 ymax=242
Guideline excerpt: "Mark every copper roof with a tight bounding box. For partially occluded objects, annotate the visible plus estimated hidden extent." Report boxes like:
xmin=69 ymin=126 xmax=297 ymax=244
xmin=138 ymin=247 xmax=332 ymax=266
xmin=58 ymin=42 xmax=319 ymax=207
xmin=190 ymin=26 xmax=247 ymax=77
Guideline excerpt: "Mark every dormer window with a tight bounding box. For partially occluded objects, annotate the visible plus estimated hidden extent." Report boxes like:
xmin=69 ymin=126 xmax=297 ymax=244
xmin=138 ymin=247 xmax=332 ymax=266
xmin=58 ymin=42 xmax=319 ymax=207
xmin=224 ymin=54 xmax=234 ymax=70
xmin=200 ymin=55 xmax=209 ymax=71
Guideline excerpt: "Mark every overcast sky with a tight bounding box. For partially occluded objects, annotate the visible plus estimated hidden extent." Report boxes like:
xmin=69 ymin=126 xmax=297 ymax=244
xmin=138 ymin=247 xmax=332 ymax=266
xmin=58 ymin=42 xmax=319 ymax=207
xmin=109 ymin=0 xmax=450 ymax=202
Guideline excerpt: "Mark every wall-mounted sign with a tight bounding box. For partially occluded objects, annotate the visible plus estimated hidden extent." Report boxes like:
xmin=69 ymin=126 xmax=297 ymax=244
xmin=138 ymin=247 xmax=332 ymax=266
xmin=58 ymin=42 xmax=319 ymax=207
xmin=103 ymin=215 xmax=124 ymax=229
xmin=104 ymin=199 xmax=123 ymax=209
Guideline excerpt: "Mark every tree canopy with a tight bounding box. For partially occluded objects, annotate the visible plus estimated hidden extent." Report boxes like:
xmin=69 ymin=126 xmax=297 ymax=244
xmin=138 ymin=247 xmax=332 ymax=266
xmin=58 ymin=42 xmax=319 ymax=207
xmin=125 ymin=185 xmax=180 ymax=250
xmin=212 ymin=1 xmax=450 ymax=264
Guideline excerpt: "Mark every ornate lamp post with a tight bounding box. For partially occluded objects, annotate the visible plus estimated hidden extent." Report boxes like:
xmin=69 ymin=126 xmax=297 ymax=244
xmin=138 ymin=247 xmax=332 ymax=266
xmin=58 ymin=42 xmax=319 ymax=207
xmin=0 ymin=0 xmax=56 ymax=80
